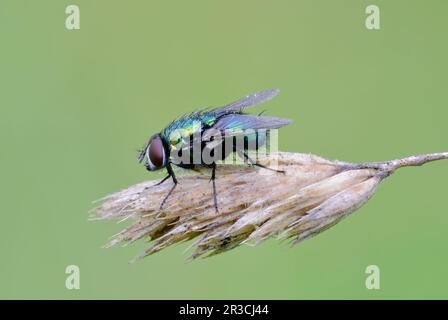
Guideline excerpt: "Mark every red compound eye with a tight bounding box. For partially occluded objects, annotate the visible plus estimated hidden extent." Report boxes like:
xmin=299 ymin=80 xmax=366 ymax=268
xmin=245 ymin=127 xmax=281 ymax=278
xmin=147 ymin=135 xmax=165 ymax=169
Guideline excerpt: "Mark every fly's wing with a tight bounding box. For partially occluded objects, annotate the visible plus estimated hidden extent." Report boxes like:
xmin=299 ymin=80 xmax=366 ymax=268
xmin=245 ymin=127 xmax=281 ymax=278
xmin=210 ymin=114 xmax=291 ymax=132
xmin=202 ymin=114 xmax=292 ymax=149
xmin=211 ymin=89 xmax=280 ymax=117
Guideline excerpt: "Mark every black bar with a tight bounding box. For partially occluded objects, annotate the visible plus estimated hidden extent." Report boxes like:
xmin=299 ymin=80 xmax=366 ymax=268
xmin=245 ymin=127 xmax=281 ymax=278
xmin=0 ymin=300 xmax=445 ymax=318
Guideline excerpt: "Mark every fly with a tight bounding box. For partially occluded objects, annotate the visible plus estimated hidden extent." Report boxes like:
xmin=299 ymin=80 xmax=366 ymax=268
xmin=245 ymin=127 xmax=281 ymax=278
xmin=138 ymin=89 xmax=292 ymax=212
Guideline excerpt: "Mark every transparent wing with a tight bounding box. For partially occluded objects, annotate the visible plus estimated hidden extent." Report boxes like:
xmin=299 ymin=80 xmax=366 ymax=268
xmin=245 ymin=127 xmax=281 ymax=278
xmin=212 ymin=89 xmax=280 ymax=116
xmin=202 ymin=114 xmax=292 ymax=141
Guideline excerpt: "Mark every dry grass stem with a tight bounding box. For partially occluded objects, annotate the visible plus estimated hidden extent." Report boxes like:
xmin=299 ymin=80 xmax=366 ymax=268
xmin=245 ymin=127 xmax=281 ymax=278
xmin=92 ymin=151 xmax=448 ymax=261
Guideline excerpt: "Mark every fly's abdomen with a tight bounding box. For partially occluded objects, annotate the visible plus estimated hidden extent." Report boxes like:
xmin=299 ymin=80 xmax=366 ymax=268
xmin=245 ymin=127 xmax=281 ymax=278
xmin=202 ymin=129 xmax=271 ymax=165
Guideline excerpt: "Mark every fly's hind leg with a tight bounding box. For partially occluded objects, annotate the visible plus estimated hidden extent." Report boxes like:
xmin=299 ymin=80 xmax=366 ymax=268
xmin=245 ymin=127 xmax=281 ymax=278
xmin=209 ymin=162 xmax=219 ymax=213
xmin=237 ymin=150 xmax=285 ymax=174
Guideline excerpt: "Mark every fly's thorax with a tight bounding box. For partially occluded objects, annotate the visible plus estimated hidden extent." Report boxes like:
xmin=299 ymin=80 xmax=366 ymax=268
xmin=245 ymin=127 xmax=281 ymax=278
xmin=166 ymin=119 xmax=202 ymax=146
xmin=167 ymin=127 xmax=202 ymax=166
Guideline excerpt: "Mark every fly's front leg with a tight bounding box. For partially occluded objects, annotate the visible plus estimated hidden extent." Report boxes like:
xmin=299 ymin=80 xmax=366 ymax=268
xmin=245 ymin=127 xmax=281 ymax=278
xmin=159 ymin=163 xmax=178 ymax=210
xmin=154 ymin=174 xmax=171 ymax=186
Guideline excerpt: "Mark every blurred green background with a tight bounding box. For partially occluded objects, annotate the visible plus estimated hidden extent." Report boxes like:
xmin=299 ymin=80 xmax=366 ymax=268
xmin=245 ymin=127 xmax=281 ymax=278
xmin=1 ymin=0 xmax=447 ymax=299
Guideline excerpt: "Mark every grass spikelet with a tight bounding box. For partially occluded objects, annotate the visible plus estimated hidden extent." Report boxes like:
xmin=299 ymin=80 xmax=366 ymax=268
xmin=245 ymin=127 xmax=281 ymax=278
xmin=92 ymin=151 xmax=448 ymax=261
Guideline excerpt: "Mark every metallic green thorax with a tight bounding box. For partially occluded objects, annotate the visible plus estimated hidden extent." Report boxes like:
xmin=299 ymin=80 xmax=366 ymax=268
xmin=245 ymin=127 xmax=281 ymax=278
xmin=161 ymin=110 xmax=228 ymax=151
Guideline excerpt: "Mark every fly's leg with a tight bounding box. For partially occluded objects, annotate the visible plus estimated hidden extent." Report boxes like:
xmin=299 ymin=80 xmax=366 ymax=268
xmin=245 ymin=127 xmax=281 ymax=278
xmin=159 ymin=163 xmax=178 ymax=210
xmin=238 ymin=150 xmax=285 ymax=174
xmin=154 ymin=174 xmax=171 ymax=186
xmin=146 ymin=161 xmax=172 ymax=186
xmin=209 ymin=162 xmax=219 ymax=213
xmin=160 ymin=180 xmax=178 ymax=209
